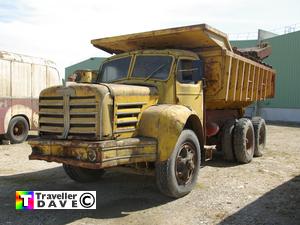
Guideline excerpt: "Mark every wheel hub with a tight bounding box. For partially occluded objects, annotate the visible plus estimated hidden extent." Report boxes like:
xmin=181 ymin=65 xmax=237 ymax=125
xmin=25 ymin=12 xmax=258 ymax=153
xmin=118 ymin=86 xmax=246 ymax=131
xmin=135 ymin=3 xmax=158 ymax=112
xmin=175 ymin=142 xmax=196 ymax=185
xmin=13 ymin=122 xmax=24 ymax=136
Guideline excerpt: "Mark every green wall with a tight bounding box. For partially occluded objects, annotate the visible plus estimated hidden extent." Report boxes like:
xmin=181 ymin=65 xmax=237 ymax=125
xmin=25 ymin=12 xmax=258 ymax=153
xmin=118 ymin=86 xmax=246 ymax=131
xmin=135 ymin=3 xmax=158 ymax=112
xmin=65 ymin=57 xmax=106 ymax=80
xmin=231 ymin=31 xmax=300 ymax=109
xmin=231 ymin=39 xmax=257 ymax=48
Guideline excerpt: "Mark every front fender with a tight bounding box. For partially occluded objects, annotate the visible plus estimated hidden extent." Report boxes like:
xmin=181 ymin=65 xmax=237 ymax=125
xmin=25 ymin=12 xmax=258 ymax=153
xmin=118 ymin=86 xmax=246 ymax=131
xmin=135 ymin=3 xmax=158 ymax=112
xmin=137 ymin=104 xmax=200 ymax=161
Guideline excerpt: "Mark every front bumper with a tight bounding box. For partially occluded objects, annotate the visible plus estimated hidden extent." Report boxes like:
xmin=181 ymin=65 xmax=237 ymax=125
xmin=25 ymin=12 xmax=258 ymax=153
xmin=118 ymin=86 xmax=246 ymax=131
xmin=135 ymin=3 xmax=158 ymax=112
xmin=29 ymin=137 xmax=157 ymax=169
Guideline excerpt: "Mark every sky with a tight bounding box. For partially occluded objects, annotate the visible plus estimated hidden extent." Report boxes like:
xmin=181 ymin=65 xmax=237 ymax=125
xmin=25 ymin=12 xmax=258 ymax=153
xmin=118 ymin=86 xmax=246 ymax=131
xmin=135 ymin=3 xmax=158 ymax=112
xmin=0 ymin=0 xmax=300 ymax=75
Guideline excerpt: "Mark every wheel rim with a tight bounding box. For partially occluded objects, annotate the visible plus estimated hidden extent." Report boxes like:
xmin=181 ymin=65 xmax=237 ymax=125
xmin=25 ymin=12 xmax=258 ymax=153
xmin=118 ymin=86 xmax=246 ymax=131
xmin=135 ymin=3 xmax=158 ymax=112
xmin=175 ymin=141 xmax=197 ymax=185
xmin=246 ymin=128 xmax=254 ymax=153
xmin=13 ymin=121 xmax=25 ymax=136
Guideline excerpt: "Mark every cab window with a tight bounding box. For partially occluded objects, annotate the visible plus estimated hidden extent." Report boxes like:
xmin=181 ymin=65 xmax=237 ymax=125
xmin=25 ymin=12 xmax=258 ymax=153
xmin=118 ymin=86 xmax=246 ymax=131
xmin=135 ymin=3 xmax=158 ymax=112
xmin=98 ymin=56 xmax=131 ymax=83
xmin=132 ymin=55 xmax=173 ymax=80
xmin=177 ymin=59 xmax=202 ymax=84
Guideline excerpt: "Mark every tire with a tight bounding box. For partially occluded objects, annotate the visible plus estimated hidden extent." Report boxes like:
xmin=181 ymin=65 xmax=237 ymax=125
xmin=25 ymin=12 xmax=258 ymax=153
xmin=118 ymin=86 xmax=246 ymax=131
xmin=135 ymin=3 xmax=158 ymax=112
xmin=233 ymin=118 xmax=255 ymax=164
xmin=252 ymin=117 xmax=267 ymax=157
xmin=221 ymin=119 xmax=237 ymax=162
xmin=6 ymin=116 xmax=29 ymax=144
xmin=63 ymin=164 xmax=105 ymax=183
xmin=155 ymin=129 xmax=201 ymax=198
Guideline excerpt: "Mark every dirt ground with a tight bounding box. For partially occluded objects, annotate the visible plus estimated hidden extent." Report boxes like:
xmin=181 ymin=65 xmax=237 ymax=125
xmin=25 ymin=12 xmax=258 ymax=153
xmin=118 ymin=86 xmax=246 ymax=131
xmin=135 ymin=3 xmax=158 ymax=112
xmin=0 ymin=124 xmax=299 ymax=225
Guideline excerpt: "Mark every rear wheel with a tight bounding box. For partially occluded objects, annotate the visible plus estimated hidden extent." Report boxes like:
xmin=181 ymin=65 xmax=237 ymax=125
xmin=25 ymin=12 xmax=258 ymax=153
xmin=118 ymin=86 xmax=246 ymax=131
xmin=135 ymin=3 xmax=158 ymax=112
xmin=6 ymin=116 xmax=29 ymax=144
xmin=252 ymin=117 xmax=267 ymax=157
xmin=233 ymin=118 xmax=255 ymax=164
xmin=221 ymin=119 xmax=237 ymax=162
xmin=156 ymin=129 xmax=201 ymax=198
xmin=63 ymin=164 xmax=105 ymax=182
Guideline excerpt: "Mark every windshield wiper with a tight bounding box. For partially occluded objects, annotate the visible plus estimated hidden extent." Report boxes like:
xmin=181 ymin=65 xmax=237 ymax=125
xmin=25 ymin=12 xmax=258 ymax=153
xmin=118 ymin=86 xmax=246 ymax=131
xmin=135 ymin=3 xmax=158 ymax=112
xmin=143 ymin=64 xmax=166 ymax=82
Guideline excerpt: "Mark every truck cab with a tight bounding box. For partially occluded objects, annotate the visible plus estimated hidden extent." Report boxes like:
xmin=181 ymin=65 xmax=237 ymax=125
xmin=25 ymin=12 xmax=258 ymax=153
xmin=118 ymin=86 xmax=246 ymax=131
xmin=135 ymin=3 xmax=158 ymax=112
xmin=98 ymin=49 xmax=204 ymax=115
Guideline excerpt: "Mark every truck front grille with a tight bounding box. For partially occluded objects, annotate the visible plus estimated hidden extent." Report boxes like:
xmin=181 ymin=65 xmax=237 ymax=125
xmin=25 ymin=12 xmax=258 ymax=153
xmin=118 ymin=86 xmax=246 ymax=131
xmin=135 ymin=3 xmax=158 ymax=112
xmin=39 ymin=95 xmax=98 ymax=139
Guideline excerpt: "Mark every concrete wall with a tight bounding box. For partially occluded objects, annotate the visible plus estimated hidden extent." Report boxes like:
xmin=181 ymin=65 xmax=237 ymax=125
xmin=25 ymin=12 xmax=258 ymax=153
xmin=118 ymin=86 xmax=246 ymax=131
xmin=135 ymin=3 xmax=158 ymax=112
xmin=245 ymin=107 xmax=300 ymax=123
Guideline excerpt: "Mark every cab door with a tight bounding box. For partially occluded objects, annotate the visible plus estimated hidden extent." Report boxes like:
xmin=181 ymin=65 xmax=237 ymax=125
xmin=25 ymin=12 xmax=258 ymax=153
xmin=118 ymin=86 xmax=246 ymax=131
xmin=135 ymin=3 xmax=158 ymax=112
xmin=175 ymin=58 xmax=204 ymax=119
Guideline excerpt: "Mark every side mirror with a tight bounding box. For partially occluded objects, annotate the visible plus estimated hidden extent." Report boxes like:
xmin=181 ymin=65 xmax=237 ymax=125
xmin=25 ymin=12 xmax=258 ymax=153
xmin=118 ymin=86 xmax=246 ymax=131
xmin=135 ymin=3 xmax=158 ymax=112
xmin=192 ymin=60 xmax=204 ymax=82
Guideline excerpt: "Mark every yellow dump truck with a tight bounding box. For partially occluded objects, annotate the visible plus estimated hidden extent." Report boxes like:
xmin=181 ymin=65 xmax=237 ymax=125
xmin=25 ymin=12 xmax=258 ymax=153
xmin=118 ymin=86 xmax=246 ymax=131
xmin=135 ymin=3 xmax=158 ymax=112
xmin=29 ymin=24 xmax=275 ymax=198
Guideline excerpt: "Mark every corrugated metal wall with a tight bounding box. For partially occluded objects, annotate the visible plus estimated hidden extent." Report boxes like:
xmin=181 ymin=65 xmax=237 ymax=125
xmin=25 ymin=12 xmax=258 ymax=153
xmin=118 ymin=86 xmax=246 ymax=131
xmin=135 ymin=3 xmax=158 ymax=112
xmin=231 ymin=31 xmax=300 ymax=109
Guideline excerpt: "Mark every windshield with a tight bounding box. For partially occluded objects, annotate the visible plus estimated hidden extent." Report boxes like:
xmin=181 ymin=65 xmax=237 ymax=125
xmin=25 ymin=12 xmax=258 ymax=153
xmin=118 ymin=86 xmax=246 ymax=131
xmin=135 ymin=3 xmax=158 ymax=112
xmin=98 ymin=56 xmax=131 ymax=83
xmin=132 ymin=55 xmax=173 ymax=80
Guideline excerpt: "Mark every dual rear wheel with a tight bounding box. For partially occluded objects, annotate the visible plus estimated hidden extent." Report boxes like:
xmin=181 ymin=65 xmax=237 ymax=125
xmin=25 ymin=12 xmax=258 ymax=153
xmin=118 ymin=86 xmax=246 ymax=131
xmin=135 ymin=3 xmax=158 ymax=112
xmin=222 ymin=117 xmax=266 ymax=163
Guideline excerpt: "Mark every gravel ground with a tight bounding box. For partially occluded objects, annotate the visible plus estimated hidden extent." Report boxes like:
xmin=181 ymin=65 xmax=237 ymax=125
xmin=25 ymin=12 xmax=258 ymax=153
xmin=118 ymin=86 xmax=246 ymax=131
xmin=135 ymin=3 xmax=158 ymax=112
xmin=0 ymin=124 xmax=299 ymax=225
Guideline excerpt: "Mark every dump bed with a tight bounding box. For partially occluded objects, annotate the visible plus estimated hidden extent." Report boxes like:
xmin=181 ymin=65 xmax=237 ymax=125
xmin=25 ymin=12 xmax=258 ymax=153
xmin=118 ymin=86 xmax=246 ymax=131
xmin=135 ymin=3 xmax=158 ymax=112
xmin=92 ymin=24 xmax=276 ymax=110
xmin=198 ymin=48 xmax=275 ymax=109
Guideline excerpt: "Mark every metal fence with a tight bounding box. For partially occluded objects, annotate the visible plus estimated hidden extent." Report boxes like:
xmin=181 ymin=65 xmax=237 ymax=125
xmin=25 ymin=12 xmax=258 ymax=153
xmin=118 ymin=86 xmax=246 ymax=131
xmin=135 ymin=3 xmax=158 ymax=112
xmin=229 ymin=23 xmax=300 ymax=40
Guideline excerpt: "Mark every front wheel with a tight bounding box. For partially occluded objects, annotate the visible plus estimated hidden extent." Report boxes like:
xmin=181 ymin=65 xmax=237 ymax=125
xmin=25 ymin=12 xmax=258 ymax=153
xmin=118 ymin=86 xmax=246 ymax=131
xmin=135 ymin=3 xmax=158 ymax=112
xmin=63 ymin=164 xmax=105 ymax=183
xmin=155 ymin=129 xmax=201 ymax=198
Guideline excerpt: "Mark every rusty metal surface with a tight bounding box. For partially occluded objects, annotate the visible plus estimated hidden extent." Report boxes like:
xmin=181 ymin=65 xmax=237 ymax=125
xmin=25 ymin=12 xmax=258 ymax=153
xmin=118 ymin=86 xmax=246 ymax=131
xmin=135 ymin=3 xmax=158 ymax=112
xmin=233 ymin=43 xmax=273 ymax=66
xmin=175 ymin=141 xmax=197 ymax=185
xmin=38 ymin=83 xmax=159 ymax=140
xmin=91 ymin=24 xmax=232 ymax=54
xmin=29 ymin=154 xmax=103 ymax=169
xmin=30 ymin=24 xmax=277 ymax=170
xmin=199 ymin=48 xmax=276 ymax=109
xmin=137 ymin=104 xmax=202 ymax=161
xmin=204 ymin=145 xmax=215 ymax=161
xmin=29 ymin=137 xmax=157 ymax=169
